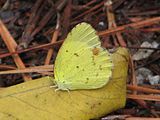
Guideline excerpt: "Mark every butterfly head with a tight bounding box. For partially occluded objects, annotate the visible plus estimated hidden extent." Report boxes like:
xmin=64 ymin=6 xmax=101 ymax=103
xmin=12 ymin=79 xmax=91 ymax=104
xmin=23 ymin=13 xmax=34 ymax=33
xmin=55 ymin=80 xmax=71 ymax=90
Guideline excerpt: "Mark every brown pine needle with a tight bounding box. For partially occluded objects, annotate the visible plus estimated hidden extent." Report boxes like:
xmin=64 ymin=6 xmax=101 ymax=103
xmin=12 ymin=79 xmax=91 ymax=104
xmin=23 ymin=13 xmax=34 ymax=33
xmin=127 ymin=85 xmax=160 ymax=94
xmin=0 ymin=65 xmax=53 ymax=75
xmin=126 ymin=117 xmax=160 ymax=120
xmin=127 ymin=94 xmax=160 ymax=101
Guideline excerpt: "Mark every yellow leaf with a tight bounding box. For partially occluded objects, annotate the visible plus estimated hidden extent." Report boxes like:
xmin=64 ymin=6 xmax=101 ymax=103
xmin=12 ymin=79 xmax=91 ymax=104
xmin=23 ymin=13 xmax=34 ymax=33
xmin=0 ymin=47 xmax=129 ymax=120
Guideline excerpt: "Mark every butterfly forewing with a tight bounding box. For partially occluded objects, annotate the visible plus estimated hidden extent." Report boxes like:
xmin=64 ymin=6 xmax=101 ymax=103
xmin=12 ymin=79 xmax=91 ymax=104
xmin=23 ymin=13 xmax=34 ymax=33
xmin=54 ymin=23 xmax=113 ymax=90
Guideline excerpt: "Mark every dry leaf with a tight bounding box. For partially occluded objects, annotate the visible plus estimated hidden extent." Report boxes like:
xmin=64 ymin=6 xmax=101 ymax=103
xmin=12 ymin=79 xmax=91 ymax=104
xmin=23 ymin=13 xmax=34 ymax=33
xmin=0 ymin=47 xmax=129 ymax=120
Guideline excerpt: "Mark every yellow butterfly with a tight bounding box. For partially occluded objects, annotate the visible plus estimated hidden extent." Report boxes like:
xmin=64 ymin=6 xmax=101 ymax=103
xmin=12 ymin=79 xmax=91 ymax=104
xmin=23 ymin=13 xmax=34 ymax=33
xmin=53 ymin=23 xmax=113 ymax=90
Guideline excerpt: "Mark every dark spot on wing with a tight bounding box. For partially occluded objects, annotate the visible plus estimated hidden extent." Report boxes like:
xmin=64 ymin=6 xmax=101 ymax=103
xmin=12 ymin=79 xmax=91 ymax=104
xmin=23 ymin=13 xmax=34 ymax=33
xmin=92 ymin=56 xmax=94 ymax=60
xmin=63 ymin=81 xmax=65 ymax=83
xmin=74 ymin=53 xmax=79 ymax=57
xmin=92 ymin=47 xmax=100 ymax=56
xmin=92 ymin=56 xmax=96 ymax=65
xmin=66 ymin=50 xmax=68 ymax=52
xmin=76 ymin=66 xmax=79 ymax=68
xmin=85 ymin=81 xmax=88 ymax=84
xmin=85 ymin=78 xmax=89 ymax=84
xmin=99 ymin=65 xmax=102 ymax=70
xmin=96 ymin=73 xmax=99 ymax=76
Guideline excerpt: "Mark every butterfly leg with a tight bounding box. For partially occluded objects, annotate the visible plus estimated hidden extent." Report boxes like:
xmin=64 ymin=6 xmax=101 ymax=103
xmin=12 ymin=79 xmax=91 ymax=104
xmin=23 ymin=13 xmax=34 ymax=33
xmin=50 ymin=84 xmax=58 ymax=88
xmin=55 ymin=88 xmax=60 ymax=92
xmin=61 ymin=88 xmax=70 ymax=93
xmin=54 ymin=88 xmax=70 ymax=93
xmin=66 ymin=88 xmax=70 ymax=93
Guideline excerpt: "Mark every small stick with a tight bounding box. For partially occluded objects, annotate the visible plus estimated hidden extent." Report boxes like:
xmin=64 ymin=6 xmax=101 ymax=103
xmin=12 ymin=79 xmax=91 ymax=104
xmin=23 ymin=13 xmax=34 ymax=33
xmin=0 ymin=19 xmax=32 ymax=81
xmin=44 ymin=13 xmax=60 ymax=65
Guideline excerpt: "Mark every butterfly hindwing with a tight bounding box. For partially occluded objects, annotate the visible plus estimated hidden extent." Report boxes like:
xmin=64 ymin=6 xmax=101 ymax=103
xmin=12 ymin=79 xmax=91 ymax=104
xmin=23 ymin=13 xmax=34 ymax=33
xmin=54 ymin=23 xmax=113 ymax=90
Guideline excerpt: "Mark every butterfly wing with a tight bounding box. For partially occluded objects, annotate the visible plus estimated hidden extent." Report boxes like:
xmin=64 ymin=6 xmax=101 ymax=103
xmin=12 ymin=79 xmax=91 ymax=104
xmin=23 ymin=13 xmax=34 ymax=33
xmin=54 ymin=23 xmax=113 ymax=90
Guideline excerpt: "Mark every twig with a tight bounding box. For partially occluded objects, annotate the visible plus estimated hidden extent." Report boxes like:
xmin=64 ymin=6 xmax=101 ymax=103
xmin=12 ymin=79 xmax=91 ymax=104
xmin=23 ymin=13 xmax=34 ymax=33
xmin=1 ymin=17 xmax=160 ymax=59
xmin=98 ymin=17 xmax=160 ymax=36
xmin=44 ymin=13 xmax=60 ymax=65
xmin=61 ymin=0 xmax=72 ymax=38
xmin=126 ymin=117 xmax=160 ymax=120
xmin=31 ymin=7 xmax=55 ymax=37
xmin=127 ymin=85 xmax=160 ymax=94
xmin=0 ymin=40 xmax=63 ymax=59
xmin=0 ymin=19 xmax=32 ymax=81
xmin=105 ymin=0 xmax=126 ymax=46
xmin=18 ymin=0 xmax=45 ymax=49
xmin=127 ymin=94 xmax=160 ymax=101
xmin=72 ymin=1 xmax=104 ymax=21
xmin=0 ymin=65 xmax=53 ymax=75
xmin=0 ymin=65 xmax=16 ymax=70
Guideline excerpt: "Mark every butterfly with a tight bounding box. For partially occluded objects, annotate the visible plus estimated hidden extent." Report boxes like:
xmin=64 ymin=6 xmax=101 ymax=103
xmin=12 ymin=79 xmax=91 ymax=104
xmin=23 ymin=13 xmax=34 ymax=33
xmin=53 ymin=22 xmax=113 ymax=90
